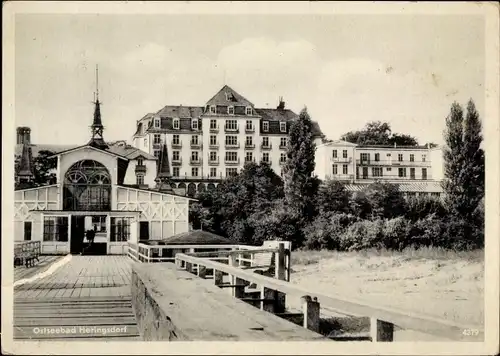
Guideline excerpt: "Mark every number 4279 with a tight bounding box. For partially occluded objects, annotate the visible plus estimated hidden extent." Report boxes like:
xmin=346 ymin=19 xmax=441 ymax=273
xmin=463 ymin=329 xmax=480 ymax=336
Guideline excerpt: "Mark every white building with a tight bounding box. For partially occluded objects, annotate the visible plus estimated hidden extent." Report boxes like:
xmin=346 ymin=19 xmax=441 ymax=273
xmin=132 ymin=85 xmax=324 ymax=196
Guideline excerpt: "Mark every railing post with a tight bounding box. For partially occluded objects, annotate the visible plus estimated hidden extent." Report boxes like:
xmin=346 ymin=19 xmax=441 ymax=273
xmin=186 ymin=262 xmax=193 ymax=273
xmin=198 ymin=265 xmax=207 ymax=279
xmin=370 ymin=318 xmax=394 ymax=342
xmin=233 ymin=277 xmax=246 ymax=298
xmin=260 ymin=286 xmax=275 ymax=313
xmin=301 ymin=295 xmax=320 ymax=333
xmin=214 ymin=270 xmax=224 ymax=286
xmin=228 ymin=254 xmax=235 ymax=292
xmin=275 ymin=243 xmax=286 ymax=281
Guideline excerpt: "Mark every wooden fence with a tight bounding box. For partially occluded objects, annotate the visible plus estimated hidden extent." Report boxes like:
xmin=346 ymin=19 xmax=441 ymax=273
xmin=14 ymin=241 xmax=41 ymax=267
xmin=174 ymin=247 xmax=484 ymax=342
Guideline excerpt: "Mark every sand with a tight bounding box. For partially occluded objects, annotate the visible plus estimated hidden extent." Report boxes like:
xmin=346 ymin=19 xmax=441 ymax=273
xmin=290 ymin=253 xmax=484 ymax=327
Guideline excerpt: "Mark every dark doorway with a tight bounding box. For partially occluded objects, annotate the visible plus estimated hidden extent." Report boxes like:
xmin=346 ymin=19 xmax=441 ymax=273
xmin=70 ymin=216 xmax=85 ymax=254
xmin=24 ymin=221 xmax=32 ymax=241
xmin=139 ymin=221 xmax=149 ymax=240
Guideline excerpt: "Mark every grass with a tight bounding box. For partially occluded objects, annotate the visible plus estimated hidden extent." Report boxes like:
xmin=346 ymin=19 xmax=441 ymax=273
xmin=291 ymin=247 xmax=484 ymax=266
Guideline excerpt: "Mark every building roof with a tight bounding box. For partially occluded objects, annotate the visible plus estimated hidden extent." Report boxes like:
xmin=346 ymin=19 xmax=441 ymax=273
xmin=205 ymin=85 xmax=254 ymax=107
xmin=162 ymin=230 xmax=233 ymax=245
xmin=344 ymin=181 xmax=443 ymax=193
xmin=155 ymin=105 xmax=204 ymax=119
xmin=254 ymin=108 xmax=297 ymax=121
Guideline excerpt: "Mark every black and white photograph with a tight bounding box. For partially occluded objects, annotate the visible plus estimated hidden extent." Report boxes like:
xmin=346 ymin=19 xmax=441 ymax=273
xmin=2 ymin=1 xmax=499 ymax=355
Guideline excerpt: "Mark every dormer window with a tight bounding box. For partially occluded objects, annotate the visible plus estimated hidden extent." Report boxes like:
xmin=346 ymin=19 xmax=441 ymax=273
xmin=210 ymin=105 xmax=216 ymax=114
xmin=154 ymin=118 xmax=160 ymax=128
xmin=263 ymin=121 xmax=269 ymax=132
xmin=246 ymin=107 xmax=252 ymax=115
xmin=137 ymin=157 xmax=144 ymax=166
xmin=225 ymin=92 xmax=235 ymax=101
xmin=280 ymin=122 xmax=287 ymax=132
xmin=228 ymin=106 xmax=234 ymax=115
xmin=191 ymin=119 xmax=199 ymax=130
xmin=173 ymin=118 xmax=180 ymax=130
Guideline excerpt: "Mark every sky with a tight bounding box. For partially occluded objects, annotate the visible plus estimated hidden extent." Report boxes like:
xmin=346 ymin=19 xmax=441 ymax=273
xmin=14 ymin=12 xmax=485 ymax=146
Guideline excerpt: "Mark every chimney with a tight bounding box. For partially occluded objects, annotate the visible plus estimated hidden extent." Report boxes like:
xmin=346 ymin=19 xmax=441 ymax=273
xmin=277 ymin=96 xmax=285 ymax=110
xmin=16 ymin=127 xmax=31 ymax=145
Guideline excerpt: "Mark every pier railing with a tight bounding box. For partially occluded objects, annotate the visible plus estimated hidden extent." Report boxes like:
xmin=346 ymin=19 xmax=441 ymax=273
xmin=174 ymin=247 xmax=484 ymax=342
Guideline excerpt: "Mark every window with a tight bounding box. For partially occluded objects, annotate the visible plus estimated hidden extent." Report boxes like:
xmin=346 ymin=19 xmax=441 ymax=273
xmin=210 ymin=105 xmax=216 ymax=114
xmin=172 ymin=167 xmax=180 ymax=177
xmin=225 ymin=151 xmax=238 ymax=162
xmin=342 ymin=164 xmax=348 ymax=175
xmin=246 ymin=120 xmax=253 ymax=131
xmin=422 ymin=168 xmax=427 ymax=180
xmin=137 ymin=158 xmax=144 ymax=166
xmin=228 ymin=106 xmax=234 ymax=115
xmin=210 ymin=119 xmax=217 ymax=129
xmin=172 ymin=135 xmax=180 ymax=145
xmin=210 ymin=135 xmax=217 ymax=146
xmin=280 ymin=122 xmax=286 ymax=132
xmin=210 ymin=168 xmax=217 ymax=177
xmin=43 ymin=217 xmax=69 ymax=242
xmin=153 ymin=150 xmax=160 ymax=158
xmin=431 ymin=192 xmax=440 ymax=198
xmin=209 ymin=151 xmax=217 ymax=161
xmin=110 ymin=217 xmax=131 ymax=242
xmin=172 ymin=151 xmax=180 ymax=161
xmin=398 ymin=153 xmax=403 ymax=162
xmin=153 ymin=134 xmax=161 ymax=144
xmin=280 ymin=137 xmax=287 ymax=148
xmin=372 ymin=167 xmax=383 ymax=177
xmin=225 ymin=135 xmax=238 ymax=146
xmin=262 ymin=137 xmax=270 ymax=147
xmin=246 ymin=136 xmax=253 ymax=146
xmin=410 ymin=168 xmax=416 ymax=179
xmin=191 ymin=119 xmax=198 ymax=130
xmin=154 ymin=118 xmax=160 ymax=128
xmin=410 ymin=154 xmax=415 ymax=162
xmin=262 ymin=152 xmax=270 ymax=163
xmin=246 ymin=107 xmax=252 ymax=115
xmin=191 ymin=135 xmax=199 ymax=145
xmin=225 ymin=119 xmax=238 ymax=131
xmin=192 ymin=167 xmax=199 ymax=177
xmin=360 ymin=153 xmax=370 ymax=162
xmin=191 ymin=151 xmax=199 ymax=161
xmin=387 ymin=167 xmax=392 ymax=171
xmin=263 ymin=121 xmax=269 ymax=132
xmin=92 ymin=215 xmax=107 ymax=233
xmin=422 ymin=154 xmax=427 ymax=162
xmin=332 ymin=164 xmax=338 ymax=175
xmin=246 ymin=152 xmax=253 ymax=162
xmin=374 ymin=153 xmax=380 ymax=162
xmin=173 ymin=118 xmax=180 ymax=130
xmin=136 ymin=175 xmax=144 ymax=185
xmin=343 ymin=150 xmax=348 ymax=158
xmin=398 ymin=168 xmax=407 ymax=178
xmin=143 ymin=138 xmax=147 ymax=148
xmin=24 ymin=221 xmax=32 ymax=241
xmin=226 ymin=168 xmax=238 ymax=177
xmin=332 ymin=150 xmax=337 ymax=158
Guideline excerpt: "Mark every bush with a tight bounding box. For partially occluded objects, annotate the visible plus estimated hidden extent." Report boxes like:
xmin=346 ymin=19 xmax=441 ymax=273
xmin=340 ymin=219 xmax=385 ymax=251
xmin=381 ymin=216 xmax=412 ymax=250
xmin=405 ymin=196 xmax=447 ymax=221
xmin=302 ymin=212 xmax=359 ymax=250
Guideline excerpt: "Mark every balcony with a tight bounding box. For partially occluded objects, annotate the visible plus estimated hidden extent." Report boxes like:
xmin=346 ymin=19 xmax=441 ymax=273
xmin=356 ymin=159 xmax=431 ymax=166
xmin=224 ymin=158 xmax=240 ymax=165
xmin=190 ymin=158 xmax=202 ymax=165
xmin=190 ymin=142 xmax=203 ymax=149
xmin=261 ymin=144 xmax=272 ymax=150
xmin=327 ymin=174 xmax=355 ymax=182
xmin=245 ymin=126 xmax=255 ymax=133
xmin=331 ymin=157 xmax=352 ymax=163
xmin=209 ymin=143 xmax=219 ymax=149
xmin=244 ymin=157 xmax=256 ymax=164
xmin=171 ymin=142 xmax=182 ymax=149
xmin=208 ymin=157 xmax=220 ymax=166
xmin=171 ymin=173 xmax=224 ymax=181
xmin=261 ymin=159 xmax=272 ymax=165
xmin=279 ymin=159 xmax=287 ymax=166
xmin=224 ymin=127 xmax=239 ymax=133
xmin=209 ymin=125 xmax=219 ymax=133
xmin=244 ymin=143 xmax=255 ymax=149
xmin=279 ymin=144 xmax=287 ymax=150
xmin=225 ymin=142 xmax=240 ymax=149
xmin=171 ymin=158 xmax=182 ymax=166
xmin=135 ymin=164 xmax=147 ymax=174
xmin=152 ymin=142 xmax=162 ymax=149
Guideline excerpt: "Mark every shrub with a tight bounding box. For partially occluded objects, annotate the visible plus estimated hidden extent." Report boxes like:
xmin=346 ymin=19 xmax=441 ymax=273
xmin=340 ymin=219 xmax=385 ymax=251
xmin=302 ymin=212 xmax=359 ymax=250
xmin=381 ymin=216 xmax=412 ymax=250
xmin=405 ymin=196 xmax=447 ymax=221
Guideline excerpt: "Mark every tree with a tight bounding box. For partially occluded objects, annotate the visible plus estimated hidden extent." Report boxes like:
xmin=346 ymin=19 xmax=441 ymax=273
xmin=33 ymin=150 xmax=57 ymax=185
xmin=442 ymin=100 xmax=485 ymax=224
xmin=341 ymin=121 xmax=419 ymax=146
xmin=317 ymin=179 xmax=351 ymax=215
xmin=362 ymin=182 xmax=407 ymax=219
xmin=281 ymin=107 xmax=320 ymax=247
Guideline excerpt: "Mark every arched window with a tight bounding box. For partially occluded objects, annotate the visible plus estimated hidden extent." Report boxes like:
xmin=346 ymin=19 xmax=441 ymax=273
xmin=63 ymin=160 xmax=112 ymax=211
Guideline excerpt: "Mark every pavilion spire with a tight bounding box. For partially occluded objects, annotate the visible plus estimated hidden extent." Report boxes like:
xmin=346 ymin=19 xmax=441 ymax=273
xmin=88 ymin=64 xmax=108 ymax=149
xmin=17 ymin=143 xmax=34 ymax=184
xmin=155 ymin=144 xmax=173 ymax=193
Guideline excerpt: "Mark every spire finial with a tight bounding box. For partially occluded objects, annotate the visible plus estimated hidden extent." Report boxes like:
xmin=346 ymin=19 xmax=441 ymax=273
xmin=95 ymin=64 xmax=99 ymax=101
